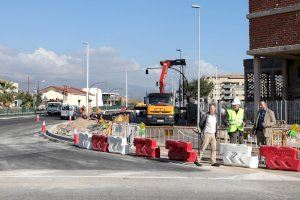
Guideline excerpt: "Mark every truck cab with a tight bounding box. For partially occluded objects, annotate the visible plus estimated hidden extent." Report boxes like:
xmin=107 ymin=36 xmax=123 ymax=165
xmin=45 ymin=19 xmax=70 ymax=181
xmin=146 ymin=93 xmax=174 ymax=125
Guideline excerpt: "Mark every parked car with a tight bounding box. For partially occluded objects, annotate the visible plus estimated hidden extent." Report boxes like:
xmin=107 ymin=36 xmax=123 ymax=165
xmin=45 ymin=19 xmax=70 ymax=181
xmin=60 ymin=104 xmax=81 ymax=120
xmin=46 ymin=102 xmax=62 ymax=115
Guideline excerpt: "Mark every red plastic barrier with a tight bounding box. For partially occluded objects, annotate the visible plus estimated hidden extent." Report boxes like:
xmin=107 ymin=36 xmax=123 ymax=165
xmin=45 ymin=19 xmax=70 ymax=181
xmin=92 ymin=134 xmax=109 ymax=152
xmin=166 ymin=140 xmax=197 ymax=162
xmin=74 ymin=133 xmax=79 ymax=146
xmin=259 ymin=146 xmax=300 ymax=172
xmin=133 ymin=138 xmax=160 ymax=158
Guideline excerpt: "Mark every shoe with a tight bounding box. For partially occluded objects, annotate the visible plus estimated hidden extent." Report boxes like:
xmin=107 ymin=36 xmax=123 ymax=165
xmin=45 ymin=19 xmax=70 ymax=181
xmin=211 ymin=163 xmax=220 ymax=167
xmin=194 ymin=161 xmax=202 ymax=167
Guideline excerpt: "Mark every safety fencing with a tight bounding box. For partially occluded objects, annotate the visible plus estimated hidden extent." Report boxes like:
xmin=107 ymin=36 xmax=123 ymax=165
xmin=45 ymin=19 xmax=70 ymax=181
xmin=0 ymin=107 xmax=46 ymax=117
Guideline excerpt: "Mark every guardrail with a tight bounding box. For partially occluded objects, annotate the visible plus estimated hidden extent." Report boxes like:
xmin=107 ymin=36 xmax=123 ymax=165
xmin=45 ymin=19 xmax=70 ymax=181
xmin=0 ymin=107 xmax=46 ymax=117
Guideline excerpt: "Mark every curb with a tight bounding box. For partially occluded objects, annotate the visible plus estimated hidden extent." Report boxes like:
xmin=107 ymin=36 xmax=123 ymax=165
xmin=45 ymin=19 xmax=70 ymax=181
xmin=42 ymin=130 xmax=74 ymax=145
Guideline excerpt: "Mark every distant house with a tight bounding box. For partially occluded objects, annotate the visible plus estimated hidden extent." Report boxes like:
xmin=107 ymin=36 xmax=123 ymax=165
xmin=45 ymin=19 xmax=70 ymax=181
xmin=40 ymin=86 xmax=102 ymax=107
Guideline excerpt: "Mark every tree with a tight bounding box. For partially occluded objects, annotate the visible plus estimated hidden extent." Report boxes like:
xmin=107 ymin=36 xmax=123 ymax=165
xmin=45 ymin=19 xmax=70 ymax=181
xmin=16 ymin=92 xmax=33 ymax=108
xmin=33 ymin=93 xmax=43 ymax=107
xmin=0 ymin=81 xmax=17 ymax=107
xmin=185 ymin=77 xmax=214 ymax=100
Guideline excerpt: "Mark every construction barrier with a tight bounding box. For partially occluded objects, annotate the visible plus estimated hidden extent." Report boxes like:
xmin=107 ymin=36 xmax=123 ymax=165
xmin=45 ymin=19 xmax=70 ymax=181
xmin=78 ymin=132 xmax=92 ymax=150
xmin=219 ymin=143 xmax=258 ymax=168
xmin=259 ymin=146 xmax=300 ymax=171
xmin=144 ymin=126 xmax=200 ymax=151
xmin=92 ymin=134 xmax=109 ymax=152
xmin=166 ymin=140 xmax=197 ymax=162
xmin=108 ymin=136 xmax=129 ymax=155
xmin=73 ymin=129 xmax=79 ymax=146
xmin=133 ymin=138 xmax=160 ymax=158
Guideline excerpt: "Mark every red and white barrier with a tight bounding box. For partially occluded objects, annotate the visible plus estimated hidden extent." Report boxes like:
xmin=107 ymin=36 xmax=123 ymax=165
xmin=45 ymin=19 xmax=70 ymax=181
xmin=166 ymin=140 xmax=197 ymax=162
xmin=41 ymin=120 xmax=46 ymax=133
xmin=35 ymin=115 xmax=40 ymax=122
xmin=73 ymin=129 xmax=79 ymax=146
xmin=92 ymin=134 xmax=109 ymax=152
xmin=108 ymin=136 xmax=129 ymax=155
xmin=78 ymin=132 xmax=92 ymax=150
xmin=260 ymin=146 xmax=300 ymax=171
xmin=133 ymin=138 xmax=160 ymax=158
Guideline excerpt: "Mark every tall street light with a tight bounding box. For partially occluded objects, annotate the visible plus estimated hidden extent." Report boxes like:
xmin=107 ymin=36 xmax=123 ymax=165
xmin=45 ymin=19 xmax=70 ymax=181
xmin=176 ymin=49 xmax=182 ymax=107
xmin=125 ymin=67 xmax=128 ymax=108
xmin=83 ymin=42 xmax=90 ymax=117
xmin=192 ymin=4 xmax=201 ymax=129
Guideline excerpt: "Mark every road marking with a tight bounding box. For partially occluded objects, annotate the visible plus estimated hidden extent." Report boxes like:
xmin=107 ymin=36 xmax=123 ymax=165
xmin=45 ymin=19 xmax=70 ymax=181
xmin=0 ymin=173 xmax=299 ymax=181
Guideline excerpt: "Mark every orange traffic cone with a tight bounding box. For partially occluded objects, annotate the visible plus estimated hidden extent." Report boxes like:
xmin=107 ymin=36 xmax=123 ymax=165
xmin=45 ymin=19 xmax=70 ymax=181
xmin=73 ymin=129 xmax=79 ymax=146
xmin=35 ymin=115 xmax=40 ymax=122
xmin=41 ymin=120 xmax=46 ymax=133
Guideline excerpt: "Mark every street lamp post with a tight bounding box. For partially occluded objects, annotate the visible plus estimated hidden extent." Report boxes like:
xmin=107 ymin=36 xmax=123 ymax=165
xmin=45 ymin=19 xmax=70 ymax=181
xmin=192 ymin=4 xmax=201 ymax=129
xmin=83 ymin=42 xmax=90 ymax=117
xmin=125 ymin=67 xmax=128 ymax=108
xmin=176 ymin=49 xmax=183 ymax=107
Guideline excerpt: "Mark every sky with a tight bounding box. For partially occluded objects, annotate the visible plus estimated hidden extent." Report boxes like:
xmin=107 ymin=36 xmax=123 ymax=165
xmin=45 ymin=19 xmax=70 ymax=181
xmin=0 ymin=0 xmax=250 ymax=99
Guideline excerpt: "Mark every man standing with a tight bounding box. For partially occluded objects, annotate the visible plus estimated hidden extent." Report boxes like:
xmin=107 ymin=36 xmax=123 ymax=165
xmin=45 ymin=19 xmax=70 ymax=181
xmin=224 ymin=98 xmax=246 ymax=144
xmin=194 ymin=103 xmax=219 ymax=167
xmin=253 ymin=101 xmax=276 ymax=146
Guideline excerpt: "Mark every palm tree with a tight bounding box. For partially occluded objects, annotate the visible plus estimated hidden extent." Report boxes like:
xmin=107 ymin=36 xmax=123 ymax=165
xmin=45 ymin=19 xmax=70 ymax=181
xmin=0 ymin=81 xmax=17 ymax=107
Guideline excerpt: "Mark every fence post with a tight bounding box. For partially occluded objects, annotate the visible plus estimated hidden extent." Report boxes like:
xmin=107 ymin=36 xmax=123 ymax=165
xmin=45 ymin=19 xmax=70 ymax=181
xmin=280 ymin=100 xmax=283 ymax=121
xmin=284 ymin=100 xmax=288 ymax=124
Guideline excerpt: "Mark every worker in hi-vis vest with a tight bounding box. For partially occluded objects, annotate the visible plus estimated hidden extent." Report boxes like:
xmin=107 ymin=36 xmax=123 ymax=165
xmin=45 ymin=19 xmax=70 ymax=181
xmin=224 ymin=98 xmax=247 ymax=144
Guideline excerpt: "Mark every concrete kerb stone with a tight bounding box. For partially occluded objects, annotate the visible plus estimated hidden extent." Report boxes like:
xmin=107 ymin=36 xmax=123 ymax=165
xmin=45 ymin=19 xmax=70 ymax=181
xmin=41 ymin=123 xmax=74 ymax=145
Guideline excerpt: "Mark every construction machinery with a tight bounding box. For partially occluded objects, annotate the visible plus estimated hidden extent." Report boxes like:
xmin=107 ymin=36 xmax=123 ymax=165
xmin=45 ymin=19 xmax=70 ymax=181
xmin=145 ymin=59 xmax=186 ymax=125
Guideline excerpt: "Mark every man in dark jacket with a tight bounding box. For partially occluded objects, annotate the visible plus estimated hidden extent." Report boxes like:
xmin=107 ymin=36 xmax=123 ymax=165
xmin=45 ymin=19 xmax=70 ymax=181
xmin=253 ymin=101 xmax=276 ymax=146
xmin=194 ymin=103 xmax=220 ymax=167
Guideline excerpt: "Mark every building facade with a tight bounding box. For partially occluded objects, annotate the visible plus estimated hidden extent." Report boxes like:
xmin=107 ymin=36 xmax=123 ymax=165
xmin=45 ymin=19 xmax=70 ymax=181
xmin=206 ymin=75 xmax=245 ymax=102
xmin=102 ymin=92 xmax=121 ymax=106
xmin=246 ymin=0 xmax=300 ymax=119
xmin=40 ymin=86 xmax=103 ymax=107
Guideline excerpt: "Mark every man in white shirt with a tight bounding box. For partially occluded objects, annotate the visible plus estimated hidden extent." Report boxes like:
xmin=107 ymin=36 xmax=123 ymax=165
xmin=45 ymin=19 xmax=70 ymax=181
xmin=195 ymin=103 xmax=219 ymax=167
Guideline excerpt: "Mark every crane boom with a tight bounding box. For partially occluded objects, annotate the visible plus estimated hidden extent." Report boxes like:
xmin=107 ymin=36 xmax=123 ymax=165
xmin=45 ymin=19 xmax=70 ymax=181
xmin=159 ymin=59 xmax=186 ymax=93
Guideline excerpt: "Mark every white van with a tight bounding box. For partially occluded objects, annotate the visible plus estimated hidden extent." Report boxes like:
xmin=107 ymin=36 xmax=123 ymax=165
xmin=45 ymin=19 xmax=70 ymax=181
xmin=60 ymin=104 xmax=81 ymax=120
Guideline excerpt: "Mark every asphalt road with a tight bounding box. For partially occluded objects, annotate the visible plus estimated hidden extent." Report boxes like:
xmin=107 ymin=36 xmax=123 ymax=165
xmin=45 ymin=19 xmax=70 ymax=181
xmin=0 ymin=116 xmax=299 ymax=200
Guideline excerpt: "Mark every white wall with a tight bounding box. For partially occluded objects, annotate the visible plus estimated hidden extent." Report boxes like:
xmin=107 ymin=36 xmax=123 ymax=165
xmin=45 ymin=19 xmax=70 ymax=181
xmin=82 ymin=88 xmax=103 ymax=107
xmin=42 ymin=90 xmax=63 ymax=102
xmin=66 ymin=93 xmax=87 ymax=107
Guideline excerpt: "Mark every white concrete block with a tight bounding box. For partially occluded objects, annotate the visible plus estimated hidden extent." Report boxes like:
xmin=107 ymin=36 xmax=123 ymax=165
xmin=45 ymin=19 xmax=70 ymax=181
xmin=222 ymin=151 xmax=259 ymax=168
xmin=219 ymin=143 xmax=258 ymax=168
xmin=78 ymin=132 xmax=92 ymax=150
xmin=219 ymin=143 xmax=252 ymax=157
xmin=108 ymin=136 xmax=129 ymax=155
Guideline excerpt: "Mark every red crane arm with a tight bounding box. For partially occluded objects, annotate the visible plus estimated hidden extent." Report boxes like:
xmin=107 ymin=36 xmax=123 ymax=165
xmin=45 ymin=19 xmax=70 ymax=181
xmin=159 ymin=61 xmax=171 ymax=93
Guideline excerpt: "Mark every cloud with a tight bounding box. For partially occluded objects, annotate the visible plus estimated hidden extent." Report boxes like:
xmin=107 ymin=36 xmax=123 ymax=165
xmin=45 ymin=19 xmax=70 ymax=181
xmin=0 ymin=45 xmax=225 ymax=99
xmin=0 ymin=45 xmax=158 ymax=98
xmin=184 ymin=59 xmax=227 ymax=80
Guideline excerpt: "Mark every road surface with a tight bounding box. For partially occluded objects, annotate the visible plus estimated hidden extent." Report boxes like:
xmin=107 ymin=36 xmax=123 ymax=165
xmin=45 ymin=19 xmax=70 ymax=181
xmin=0 ymin=116 xmax=299 ymax=200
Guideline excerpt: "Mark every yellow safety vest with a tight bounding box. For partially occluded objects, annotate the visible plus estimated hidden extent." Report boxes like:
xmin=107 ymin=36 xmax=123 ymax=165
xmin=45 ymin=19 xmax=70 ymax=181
xmin=227 ymin=108 xmax=244 ymax=133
